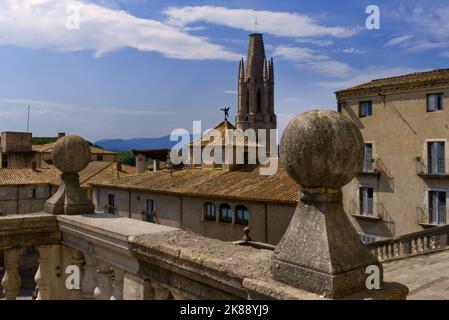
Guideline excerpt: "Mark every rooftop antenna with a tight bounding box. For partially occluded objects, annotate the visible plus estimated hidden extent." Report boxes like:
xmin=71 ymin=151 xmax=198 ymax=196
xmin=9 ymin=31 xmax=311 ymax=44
xmin=27 ymin=106 xmax=30 ymax=133
xmin=254 ymin=16 xmax=259 ymax=33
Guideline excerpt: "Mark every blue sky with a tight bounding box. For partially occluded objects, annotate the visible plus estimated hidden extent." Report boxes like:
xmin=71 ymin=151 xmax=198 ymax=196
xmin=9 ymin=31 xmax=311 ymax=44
xmin=0 ymin=0 xmax=448 ymax=141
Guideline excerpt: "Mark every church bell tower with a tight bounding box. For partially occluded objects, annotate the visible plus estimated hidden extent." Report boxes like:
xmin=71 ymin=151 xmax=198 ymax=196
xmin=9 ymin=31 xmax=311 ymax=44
xmin=235 ymin=33 xmax=277 ymax=134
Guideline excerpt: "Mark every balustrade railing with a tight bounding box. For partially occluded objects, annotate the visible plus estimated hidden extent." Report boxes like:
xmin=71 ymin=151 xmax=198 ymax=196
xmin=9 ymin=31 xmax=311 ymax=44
xmin=0 ymin=213 xmax=327 ymax=300
xmin=367 ymin=224 xmax=449 ymax=262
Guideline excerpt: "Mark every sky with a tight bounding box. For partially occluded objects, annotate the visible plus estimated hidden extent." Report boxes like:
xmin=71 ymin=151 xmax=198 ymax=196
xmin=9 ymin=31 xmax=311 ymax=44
xmin=1 ymin=0 xmax=449 ymax=142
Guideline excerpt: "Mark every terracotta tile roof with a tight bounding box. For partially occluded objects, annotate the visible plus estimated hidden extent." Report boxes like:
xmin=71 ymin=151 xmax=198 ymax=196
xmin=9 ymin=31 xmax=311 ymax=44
xmin=0 ymin=167 xmax=58 ymax=185
xmin=336 ymin=68 xmax=449 ymax=98
xmin=189 ymin=120 xmax=258 ymax=147
xmin=32 ymin=143 xmax=116 ymax=155
xmin=90 ymin=164 xmax=299 ymax=204
xmin=0 ymin=161 xmax=134 ymax=187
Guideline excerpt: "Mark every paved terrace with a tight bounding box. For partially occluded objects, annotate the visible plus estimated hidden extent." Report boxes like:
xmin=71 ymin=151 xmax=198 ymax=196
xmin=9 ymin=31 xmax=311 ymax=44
xmin=384 ymin=250 xmax=449 ymax=300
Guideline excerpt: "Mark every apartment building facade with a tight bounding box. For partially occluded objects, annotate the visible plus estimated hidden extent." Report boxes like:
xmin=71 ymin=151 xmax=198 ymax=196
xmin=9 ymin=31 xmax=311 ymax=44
xmin=337 ymin=68 xmax=449 ymax=241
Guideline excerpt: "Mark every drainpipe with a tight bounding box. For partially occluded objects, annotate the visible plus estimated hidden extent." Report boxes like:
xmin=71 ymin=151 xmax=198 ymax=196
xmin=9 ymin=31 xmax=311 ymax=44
xmin=179 ymin=196 xmax=183 ymax=229
xmin=128 ymin=190 xmax=132 ymax=219
xmin=264 ymin=203 xmax=268 ymax=244
xmin=16 ymin=185 xmax=19 ymax=215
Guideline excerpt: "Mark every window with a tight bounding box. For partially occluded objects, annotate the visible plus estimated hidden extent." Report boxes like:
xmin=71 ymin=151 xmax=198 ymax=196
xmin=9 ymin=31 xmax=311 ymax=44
xmin=107 ymin=194 xmax=115 ymax=214
xmin=97 ymin=155 xmax=103 ymax=161
xmin=2 ymin=157 xmax=8 ymax=168
xmin=359 ymin=187 xmax=374 ymax=216
xmin=359 ymin=234 xmax=378 ymax=244
xmin=235 ymin=205 xmax=249 ymax=225
xmin=428 ymin=141 xmax=445 ymax=175
xmin=31 ymin=189 xmax=37 ymax=199
xmin=219 ymin=204 xmax=232 ymax=223
xmin=359 ymin=101 xmax=373 ymax=118
xmin=256 ymin=89 xmax=262 ymax=113
xmin=363 ymin=143 xmax=373 ymax=172
xmin=427 ymin=93 xmax=444 ymax=112
xmin=246 ymin=89 xmax=250 ymax=113
xmin=429 ymin=191 xmax=447 ymax=225
xmin=145 ymin=199 xmax=155 ymax=222
xmin=204 ymin=203 xmax=216 ymax=221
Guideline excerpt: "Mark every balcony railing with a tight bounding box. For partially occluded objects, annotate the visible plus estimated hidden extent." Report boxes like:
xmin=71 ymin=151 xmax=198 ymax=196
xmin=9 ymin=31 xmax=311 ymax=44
xmin=417 ymin=206 xmax=447 ymax=227
xmin=416 ymin=159 xmax=449 ymax=178
xmin=349 ymin=200 xmax=382 ymax=220
xmin=360 ymin=159 xmax=381 ymax=175
xmin=368 ymin=224 xmax=449 ymax=262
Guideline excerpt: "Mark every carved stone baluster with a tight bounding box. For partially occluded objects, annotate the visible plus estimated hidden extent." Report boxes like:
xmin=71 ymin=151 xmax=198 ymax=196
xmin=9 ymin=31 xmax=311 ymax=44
xmin=34 ymin=245 xmax=51 ymax=300
xmin=81 ymin=254 xmax=97 ymax=299
xmin=376 ymin=247 xmax=383 ymax=261
xmin=417 ymin=238 xmax=424 ymax=253
xmin=170 ymin=290 xmax=188 ymax=300
xmin=94 ymin=261 xmax=113 ymax=300
xmin=152 ymin=283 xmax=170 ymax=300
xmin=411 ymin=239 xmax=418 ymax=254
xmin=1 ymin=248 xmax=22 ymax=300
xmin=111 ymin=268 xmax=124 ymax=300
xmin=423 ymin=236 xmax=429 ymax=252
xmin=393 ymin=243 xmax=400 ymax=258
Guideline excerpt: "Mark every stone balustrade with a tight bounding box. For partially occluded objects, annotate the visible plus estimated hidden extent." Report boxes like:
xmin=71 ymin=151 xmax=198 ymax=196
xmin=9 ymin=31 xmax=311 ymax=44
xmin=367 ymin=225 xmax=449 ymax=262
xmin=1 ymin=212 xmax=408 ymax=300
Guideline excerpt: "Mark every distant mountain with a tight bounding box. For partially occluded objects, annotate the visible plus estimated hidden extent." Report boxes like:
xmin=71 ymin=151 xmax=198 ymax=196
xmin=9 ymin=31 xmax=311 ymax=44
xmin=95 ymin=134 xmax=194 ymax=151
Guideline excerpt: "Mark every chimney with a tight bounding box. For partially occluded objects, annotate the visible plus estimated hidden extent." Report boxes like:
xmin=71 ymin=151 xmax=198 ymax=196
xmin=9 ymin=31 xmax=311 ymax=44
xmin=116 ymin=161 xmax=122 ymax=178
xmin=153 ymin=159 xmax=159 ymax=172
xmin=136 ymin=154 xmax=146 ymax=175
xmin=31 ymin=160 xmax=37 ymax=171
xmin=58 ymin=132 xmax=65 ymax=139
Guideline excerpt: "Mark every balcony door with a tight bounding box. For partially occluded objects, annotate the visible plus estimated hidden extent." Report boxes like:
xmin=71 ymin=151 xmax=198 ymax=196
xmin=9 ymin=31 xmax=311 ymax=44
xmin=429 ymin=191 xmax=447 ymax=225
xmin=363 ymin=143 xmax=373 ymax=172
xmin=359 ymin=187 xmax=374 ymax=216
xmin=428 ymin=141 xmax=445 ymax=175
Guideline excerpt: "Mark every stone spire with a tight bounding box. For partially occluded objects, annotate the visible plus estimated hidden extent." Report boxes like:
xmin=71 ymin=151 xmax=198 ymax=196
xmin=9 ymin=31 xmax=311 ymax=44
xmin=236 ymin=33 xmax=277 ymax=135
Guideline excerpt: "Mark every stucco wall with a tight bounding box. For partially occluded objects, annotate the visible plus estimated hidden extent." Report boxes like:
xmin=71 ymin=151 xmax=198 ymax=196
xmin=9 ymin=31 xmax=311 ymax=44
xmin=93 ymin=186 xmax=296 ymax=245
xmin=0 ymin=184 xmax=52 ymax=215
xmin=340 ymin=87 xmax=449 ymax=238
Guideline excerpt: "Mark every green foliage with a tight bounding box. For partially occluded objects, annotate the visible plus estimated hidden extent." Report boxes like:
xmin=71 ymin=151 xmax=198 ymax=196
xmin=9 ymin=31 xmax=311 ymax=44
xmin=32 ymin=137 xmax=58 ymax=145
xmin=116 ymin=150 xmax=135 ymax=166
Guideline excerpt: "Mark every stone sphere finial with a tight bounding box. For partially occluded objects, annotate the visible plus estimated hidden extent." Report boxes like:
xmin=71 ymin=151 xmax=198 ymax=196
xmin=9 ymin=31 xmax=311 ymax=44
xmin=280 ymin=110 xmax=364 ymax=189
xmin=52 ymin=135 xmax=91 ymax=174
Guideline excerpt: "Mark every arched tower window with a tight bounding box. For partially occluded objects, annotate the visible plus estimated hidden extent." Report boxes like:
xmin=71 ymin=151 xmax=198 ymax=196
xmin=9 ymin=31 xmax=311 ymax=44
xmin=219 ymin=204 xmax=232 ymax=223
xmin=235 ymin=205 xmax=249 ymax=225
xmin=257 ymin=89 xmax=261 ymax=113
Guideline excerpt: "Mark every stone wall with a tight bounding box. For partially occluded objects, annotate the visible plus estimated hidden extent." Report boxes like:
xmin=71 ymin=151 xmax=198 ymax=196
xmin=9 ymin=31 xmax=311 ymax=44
xmin=93 ymin=187 xmax=295 ymax=245
xmin=0 ymin=185 xmax=54 ymax=216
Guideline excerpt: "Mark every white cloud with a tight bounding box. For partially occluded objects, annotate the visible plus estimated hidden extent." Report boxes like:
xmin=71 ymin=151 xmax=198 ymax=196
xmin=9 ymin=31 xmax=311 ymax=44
xmin=295 ymin=39 xmax=334 ymax=47
xmin=339 ymin=48 xmax=365 ymax=54
xmin=318 ymin=67 xmax=422 ymax=90
xmin=0 ymin=0 xmax=240 ymax=60
xmin=0 ymin=98 xmax=175 ymax=117
xmin=385 ymin=35 xmax=414 ymax=47
xmin=165 ymin=6 xmax=357 ymax=39
xmin=225 ymin=90 xmax=237 ymax=95
xmin=272 ymin=45 xmax=352 ymax=78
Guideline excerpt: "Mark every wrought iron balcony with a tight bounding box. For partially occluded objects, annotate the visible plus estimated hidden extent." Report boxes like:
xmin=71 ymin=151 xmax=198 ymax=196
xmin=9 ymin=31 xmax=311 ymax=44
xmin=416 ymin=159 xmax=449 ymax=178
xmin=417 ymin=206 xmax=448 ymax=227
xmin=349 ymin=200 xmax=383 ymax=221
xmin=359 ymin=158 xmax=381 ymax=176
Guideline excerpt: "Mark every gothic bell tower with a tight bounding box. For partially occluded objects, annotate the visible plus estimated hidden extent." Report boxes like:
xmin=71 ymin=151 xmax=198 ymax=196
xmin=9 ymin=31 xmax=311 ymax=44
xmin=236 ymin=33 xmax=277 ymax=134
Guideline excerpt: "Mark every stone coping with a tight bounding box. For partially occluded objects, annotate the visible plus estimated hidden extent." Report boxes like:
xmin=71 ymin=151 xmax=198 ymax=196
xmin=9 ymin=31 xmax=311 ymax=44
xmin=0 ymin=213 xmax=60 ymax=249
